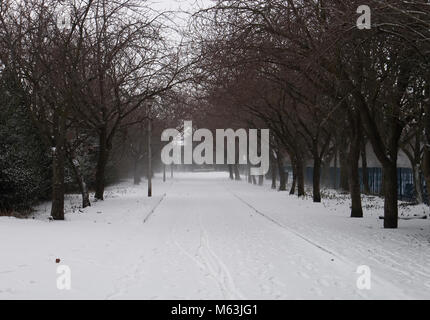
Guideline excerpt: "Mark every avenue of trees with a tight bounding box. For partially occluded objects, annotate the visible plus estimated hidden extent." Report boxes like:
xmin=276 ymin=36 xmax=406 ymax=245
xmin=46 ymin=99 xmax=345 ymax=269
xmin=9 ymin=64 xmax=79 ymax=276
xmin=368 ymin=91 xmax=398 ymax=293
xmin=0 ymin=0 xmax=429 ymax=230
xmin=189 ymin=0 xmax=430 ymax=229
xmin=0 ymin=0 xmax=192 ymax=219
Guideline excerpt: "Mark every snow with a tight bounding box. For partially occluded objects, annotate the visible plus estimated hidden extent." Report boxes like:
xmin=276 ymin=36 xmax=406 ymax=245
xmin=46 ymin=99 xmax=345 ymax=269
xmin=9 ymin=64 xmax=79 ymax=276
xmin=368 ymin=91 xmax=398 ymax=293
xmin=0 ymin=172 xmax=429 ymax=299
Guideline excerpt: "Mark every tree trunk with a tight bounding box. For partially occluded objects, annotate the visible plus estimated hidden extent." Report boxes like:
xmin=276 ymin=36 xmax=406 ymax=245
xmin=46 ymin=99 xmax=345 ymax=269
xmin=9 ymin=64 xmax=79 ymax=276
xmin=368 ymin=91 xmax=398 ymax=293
xmin=95 ymin=128 xmax=108 ymax=200
xmin=349 ymin=136 xmax=363 ymax=218
xmin=312 ymin=155 xmax=321 ymax=203
xmin=270 ymin=152 xmax=277 ymax=189
xmin=258 ymin=175 xmax=264 ymax=186
xmin=361 ymin=140 xmax=370 ymax=195
xmin=247 ymin=165 xmax=252 ymax=184
xmin=51 ymin=113 xmax=66 ymax=220
xmin=234 ymin=164 xmax=241 ymax=181
xmin=383 ymin=163 xmax=399 ymax=228
xmin=422 ymin=149 xmax=430 ymax=202
xmin=69 ymin=157 xmax=91 ymax=208
xmin=290 ymin=162 xmax=297 ymax=195
xmin=412 ymin=163 xmax=423 ymax=203
xmin=228 ymin=164 xmax=234 ymax=180
xmin=296 ymin=156 xmax=305 ymax=197
xmin=277 ymin=152 xmax=287 ymax=191
xmin=333 ymin=148 xmax=338 ymax=189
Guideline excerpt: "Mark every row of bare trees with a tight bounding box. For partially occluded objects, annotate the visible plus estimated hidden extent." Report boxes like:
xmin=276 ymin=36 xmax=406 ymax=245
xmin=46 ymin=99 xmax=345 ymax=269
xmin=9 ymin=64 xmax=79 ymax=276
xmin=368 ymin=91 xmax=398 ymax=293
xmin=0 ymin=0 xmax=192 ymax=219
xmin=188 ymin=0 xmax=430 ymax=229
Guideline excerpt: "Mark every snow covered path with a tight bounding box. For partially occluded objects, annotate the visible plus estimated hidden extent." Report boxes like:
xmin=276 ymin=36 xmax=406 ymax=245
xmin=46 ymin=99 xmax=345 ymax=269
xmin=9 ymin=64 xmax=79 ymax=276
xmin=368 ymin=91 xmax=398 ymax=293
xmin=0 ymin=172 xmax=429 ymax=299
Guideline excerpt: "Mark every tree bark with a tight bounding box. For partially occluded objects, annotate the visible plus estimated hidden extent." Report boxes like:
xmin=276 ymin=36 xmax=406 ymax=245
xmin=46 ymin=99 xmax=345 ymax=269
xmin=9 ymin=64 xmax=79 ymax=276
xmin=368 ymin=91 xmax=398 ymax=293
xmin=422 ymin=149 xmax=430 ymax=202
xmin=290 ymin=161 xmax=297 ymax=195
xmin=258 ymin=175 xmax=264 ymax=186
xmin=69 ymin=157 xmax=91 ymax=208
xmin=234 ymin=164 xmax=241 ymax=181
xmin=349 ymin=129 xmax=363 ymax=217
xmin=277 ymin=152 xmax=287 ymax=191
xmin=296 ymin=156 xmax=305 ymax=197
xmin=247 ymin=165 xmax=252 ymax=184
xmin=228 ymin=164 xmax=234 ymax=180
xmin=361 ymin=140 xmax=371 ymax=195
xmin=383 ymin=163 xmax=399 ymax=229
xmin=51 ymin=113 xmax=66 ymax=220
xmin=95 ymin=127 xmax=109 ymax=200
xmin=312 ymin=155 xmax=321 ymax=202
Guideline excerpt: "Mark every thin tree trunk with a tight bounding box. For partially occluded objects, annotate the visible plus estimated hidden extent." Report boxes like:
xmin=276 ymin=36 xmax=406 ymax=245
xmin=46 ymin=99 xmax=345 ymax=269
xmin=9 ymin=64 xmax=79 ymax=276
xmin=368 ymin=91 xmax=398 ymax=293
xmin=147 ymin=118 xmax=152 ymax=197
xmin=247 ymin=165 xmax=252 ymax=184
xmin=69 ymin=157 xmax=91 ymax=208
xmin=340 ymin=150 xmax=349 ymax=192
xmin=228 ymin=164 xmax=234 ymax=180
xmin=361 ymin=140 xmax=370 ymax=195
xmin=422 ymin=149 xmax=430 ymax=202
xmin=333 ymin=148 xmax=338 ymax=189
xmin=312 ymin=154 xmax=321 ymax=203
xmin=270 ymin=151 xmax=277 ymax=189
xmin=290 ymin=161 xmax=297 ymax=195
xmin=258 ymin=175 xmax=264 ymax=186
xmin=349 ymin=130 xmax=363 ymax=217
xmin=95 ymin=127 xmax=108 ymax=200
xmin=277 ymin=152 xmax=287 ymax=191
xmin=234 ymin=164 xmax=241 ymax=181
xmin=296 ymin=156 xmax=305 ymax=197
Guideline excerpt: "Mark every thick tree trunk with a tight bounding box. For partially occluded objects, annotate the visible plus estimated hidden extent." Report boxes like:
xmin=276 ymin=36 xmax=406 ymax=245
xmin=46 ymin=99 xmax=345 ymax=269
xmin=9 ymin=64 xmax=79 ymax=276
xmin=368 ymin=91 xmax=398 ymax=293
xmin=51 ymin=114 xmax=66 ymax=220
xmin=312 ymin=156 xmax=321 ymax=203
xmin=95 ymin=128 xmax=109 ymax=200
xmin=69 ymin=157 xmax=91 ymax=208
xmin=382 ymin=163 xmax=399 ymax=228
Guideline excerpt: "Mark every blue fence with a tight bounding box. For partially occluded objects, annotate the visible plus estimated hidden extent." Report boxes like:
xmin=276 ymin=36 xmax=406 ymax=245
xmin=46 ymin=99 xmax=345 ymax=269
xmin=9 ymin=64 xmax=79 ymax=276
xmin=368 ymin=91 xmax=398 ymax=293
xmin=292 ymin=166 xmax=427 ymax=202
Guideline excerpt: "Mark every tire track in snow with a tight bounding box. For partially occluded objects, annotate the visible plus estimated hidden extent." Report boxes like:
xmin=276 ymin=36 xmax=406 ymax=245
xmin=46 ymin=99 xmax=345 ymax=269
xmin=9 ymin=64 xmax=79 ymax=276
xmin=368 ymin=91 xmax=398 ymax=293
xmin=229 ymin=189 xmax=338 ymax=258
xmin=173 ymin=214 xmax=245 ymax=300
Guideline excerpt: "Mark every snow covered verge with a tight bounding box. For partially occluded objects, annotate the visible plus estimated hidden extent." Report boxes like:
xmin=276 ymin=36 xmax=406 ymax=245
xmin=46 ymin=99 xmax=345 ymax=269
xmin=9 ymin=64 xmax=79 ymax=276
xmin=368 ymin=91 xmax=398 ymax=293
xmin=0 ymin=172 xmax=429 ymax=300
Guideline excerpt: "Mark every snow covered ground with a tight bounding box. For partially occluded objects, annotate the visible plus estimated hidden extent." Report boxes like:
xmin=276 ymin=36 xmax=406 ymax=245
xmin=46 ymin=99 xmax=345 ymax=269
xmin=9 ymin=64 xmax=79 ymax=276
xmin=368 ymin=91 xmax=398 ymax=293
xmin=0 ymin=172 xmax=429 ymax=300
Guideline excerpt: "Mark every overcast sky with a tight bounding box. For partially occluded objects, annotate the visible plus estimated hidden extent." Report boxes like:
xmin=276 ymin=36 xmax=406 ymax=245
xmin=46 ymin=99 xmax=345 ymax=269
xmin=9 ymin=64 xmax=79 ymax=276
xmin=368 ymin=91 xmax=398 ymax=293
xmin=150 ymin=0 xmax=213 ymax=13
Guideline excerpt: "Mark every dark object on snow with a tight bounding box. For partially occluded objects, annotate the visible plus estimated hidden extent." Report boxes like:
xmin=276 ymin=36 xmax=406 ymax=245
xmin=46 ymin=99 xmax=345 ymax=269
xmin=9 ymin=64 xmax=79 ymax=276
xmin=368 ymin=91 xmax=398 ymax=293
xmin=55 ymin=259 xmax=61 ymax=264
